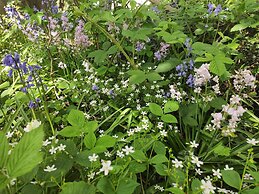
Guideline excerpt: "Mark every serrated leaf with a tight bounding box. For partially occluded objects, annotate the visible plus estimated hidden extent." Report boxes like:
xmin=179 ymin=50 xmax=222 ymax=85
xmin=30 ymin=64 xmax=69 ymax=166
xmin=67 ymin=110 xmax=85 ymax=127
xmin=166 ymin=187 xmax=185 ymax=194
xmin=161 ymin=114 xmax=177 ymax=123
xmin=97 ymin=177 xmax=115 ymax=194
xmin=149 ymin=103 xmax=163 ymax=116
xmin=60 ymin=181 xmax=96 ymax=194
xmin=84 ymin=132 xmax=96 ymax=149
xmin=95 ymin=135 xmax=116 ymax=148
xmin=155 ymin=58 xmax=180 ymax=73
xmin=0 ymin=132 xmax=9 ymax=168
xmin=59 ymin=126 xmax=82 ymax=137
xmin=7 ymin=127 xmax=44 ymax=178
xmin=221 ymin=170 xmax=241 ymax=189
xmin=150 ymin=154 xmax=168 ymax=164
xmin=116 ymin=178 xmax=139 ymax=194
xmin=213 ymin=143 xmax=231 ymax=156
xmin=130 ymin=150 xmax=148 ymax=162
xmin=164 ymin=101 xmax=179 ymax=113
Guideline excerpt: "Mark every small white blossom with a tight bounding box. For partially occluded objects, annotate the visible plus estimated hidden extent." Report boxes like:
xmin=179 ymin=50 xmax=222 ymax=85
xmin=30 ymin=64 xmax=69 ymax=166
xmin=99 ymin=160 xmax=113 ymax=176
xmin=189 ymin=140 xmax=199 ymax=148
xmin=160 ymin=130 xmax=167 ymax=137
xmin=122 ymin=146 xmax=135 ymax=155
xmin=172 ymin=158 xmax=183 ymax=168
xmin=201 ymin=179 xmax=216 ymax=194
xmin=191 ymin=155 xmax=203 ymax=167
xmin=49 ymin=146 xmax=57 ymax=155
xmin=247 ymin=138 xmax=259 ymax=146
xmin=212 ymin=169 xmax=222 ymax=179
xmin=88 ymin=153 xmax=99 ymax=162
xmin=44 ymin=165 xmax=57 ymax=172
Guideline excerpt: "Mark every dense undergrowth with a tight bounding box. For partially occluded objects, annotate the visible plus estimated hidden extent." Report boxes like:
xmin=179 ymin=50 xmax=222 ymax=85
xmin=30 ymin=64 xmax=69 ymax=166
xmin=0 ymin=0 xmax=258 ymax=193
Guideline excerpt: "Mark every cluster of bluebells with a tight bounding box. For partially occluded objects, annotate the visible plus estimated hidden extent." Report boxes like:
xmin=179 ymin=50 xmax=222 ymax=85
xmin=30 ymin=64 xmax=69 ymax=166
xmin=2 ymin=53 xmax=42 ymax=108
xmin=154 ymin=42 xmax=170 ymax=60
xmin=207 ymin=3 xmax=222 ymax=16
xmin=135 ymin=41 xmax=145 ymax=52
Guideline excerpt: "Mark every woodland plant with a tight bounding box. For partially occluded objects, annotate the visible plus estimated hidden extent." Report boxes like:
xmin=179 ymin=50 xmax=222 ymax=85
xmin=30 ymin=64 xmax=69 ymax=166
xmin=0 ymin=0 xmax=258 ymax=194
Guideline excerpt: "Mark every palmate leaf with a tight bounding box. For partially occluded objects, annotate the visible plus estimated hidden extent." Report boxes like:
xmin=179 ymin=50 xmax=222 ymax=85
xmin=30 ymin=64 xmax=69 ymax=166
xmin=7 ymin=126 xmax=44 ymax=178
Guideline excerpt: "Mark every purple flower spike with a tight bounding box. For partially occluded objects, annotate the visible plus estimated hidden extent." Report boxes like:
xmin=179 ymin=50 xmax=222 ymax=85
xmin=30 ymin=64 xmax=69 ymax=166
xmin=208 ymin=3 xmax=214 ymax=15
xmin=214 ymin=4 xmax=222 ymax=16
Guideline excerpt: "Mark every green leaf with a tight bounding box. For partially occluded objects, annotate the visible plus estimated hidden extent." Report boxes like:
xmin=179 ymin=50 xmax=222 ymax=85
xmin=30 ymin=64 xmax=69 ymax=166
xmin=0 ymin=82 xmax=9 ymax=90
xmin=130 ymin=150 xmax=148 ymax=162
xmin=221 ymin=170 xmax=241 ymax=189
xmin=191 ymin=178 xmax=201 ymax=193
xmin=20 ymin=184 xmax=43 ymax=194
xmin=154 ymin=164 xmax=168 ymax=176
xmin=210 ymin=58 xmax=227 ymax=76
xmin=249 ymin=171 xmax=259 ymax=183
xmin=0 ymin=172 xmax=9 ymax=191
xmin=150 ymin=154 xmax=168 ymax=164
xmin=241 ymin=187 xmax=259 ymax=194
xmin=183 ymin=116 xmax=198 ymax=126
xmin=84 ymin=132 xmax=96 ymax=149
xmin=153 ymin=141 xmax=166 ymax=155
xmin=209 ymin=97 xmax=227 ymax=110
xmin=7 ymin=127 xmax=44 ymax=178
xmin=95 ymin=135 xmax=116 ymax=148
xmin=88 ymin=50 xmax=107 ymax=63
xmin=147 ymin=72 xmax=162 ymax=82
xmin=129 ymin=71 xmax=146 ymax=84
xmin=84 ymin=121 xmax=98 ymax=133
xmin=59 ymin=126 xmax=82 ymax=137
xmin=116 ymin=178 xmax=139 ymax=194
xmin=213 ymin=143 xmax=231 ymax=156
xmin=230 ymin=23 xmax=250 ymax=32
xmin=161 ymin=114 xmax=178 ymax=123
xmin=149 ymin=103 xmax=163 ymax=116
xmin=67 ymin=110 xmax=85 ymax=127
xmin=128 ymin=161 xmax=146 ymax=173
xmin=166 ymin=187 xmax=185 ymax=194
xmin=0 ymin=132 xmax=9 ymax=168
xmin=97 ymin=177 xmax=115 ymax=194
xmin=60 ymin=181 xmax=96 ymax=194
xmin=164 ymin=101 xmax=179 ymax=113
xmin=155 ymin=58 xmax=180 ymax=73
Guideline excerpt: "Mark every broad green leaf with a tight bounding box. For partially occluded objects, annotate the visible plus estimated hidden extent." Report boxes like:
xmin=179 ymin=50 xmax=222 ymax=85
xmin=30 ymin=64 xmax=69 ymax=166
xmin=84 ymin=121 xmax=98 ymax=133
xmin=210 ymin=58 xmax=227 ymax=76
xmin=60 ymin=181 xmax=96 ymax=194
xmin=150 ymin=154 xmax=168 ymax=164
xmin=161 ymin=114 xmax=178 ymax=123
xmin=97 ymin=177 xmax=115 ymax=194
xmin=241 ymin=187 xmax=259 ymax=194
xmin=147 ymin=72 xmax=162 ymax=82
xmin=128 ymin=161 xmax=147 ymax=173
xmin=154 ymin=164 xmax=168 ymax=176
xmin=183 ymin=116 xmax=198 ymax=126
xmin=95 ymin=135 xmax=116 ymax=148
xmin=7 ymin=127 xmax=44 ymax=178
xmin=130 ymin=150 xmax=148 ymax=162
xmin=0 ymin=132 xmax=9 ymax=168
xmin=59 ymin=126 xmax=82 ymax=137
xmin=153 ymin=141 xmax=166 ymax=155
xmin=67 ymin=110 xmax=85 ymax=127
xmin=230 ymin=23 xmax=250 ymax=32
xmin=249 ymin=171 xmax=259 ymax=183
xmin=20 ymin=184 xmax=43 ymax=194
xmin=164 ymin=101 xmax=179 ymax=113
xmin=149 ymin=103 xmax=163 ymax=116
xmin=213 ymin=143 xmax=231 ymax=156
xmin=116 ymin=178 xmax=139 ymax=194
xmin=221 ymin=170 xmax=241 ymax=189
xmin=129 ymin=71 xmax=146 ymax=84
xmin=155 ymin=58 xmax=180 ymax=73
xmin=84 ymin=132 xmax=96 ymax=149
xmin=209 ymin=97 xmax=227 ymax=110
xmin=191 ymin=178 xmax=201 ymax=193
xmin=0 ymin=82 xmax=9 ymax=90
xmin=88 ymin=50 xmax=107 ymax=63
xmin=166 ymin=187 xmax=185 ymax=194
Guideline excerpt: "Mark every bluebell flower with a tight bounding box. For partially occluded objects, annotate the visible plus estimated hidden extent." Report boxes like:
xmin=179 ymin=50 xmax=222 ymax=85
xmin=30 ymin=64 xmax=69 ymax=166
xmin=8 ymin=69 xmax=13 ymax=77
xmin=19 ymin=62 xmax=28 ymax=74
xmin=21 ymin=87 xmax=28 ymax=93
xmin=36 ymin=98 xmax=41 ymax=103
xmin=28 ymin=100 xmax=36 ymax=109
xmin=135 ymin=41 xmax=145 ymax=52
xmin=27 ymin=75 xmax=33 ymax=82
xmin=208 ymin=3 xmax=214 ymax=15
xmin=214 ymin=4 xmax=222 ymax=16
xmin=3 ymin=54 xmax=14 ymax=66
xmin=51 ymin=5 xmax=59 ymax=14
xmin=154 ymin=51 xmax=162 ymax=60
xmin=92 ymin=85 xmax=99 ymax=91
xmin=14 ymin=52 xmax=20 ymax=63
xmin=186 ymin=74 xmax=195 ymax=87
